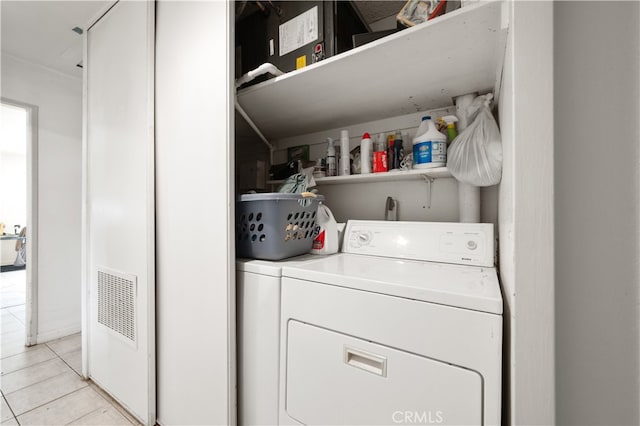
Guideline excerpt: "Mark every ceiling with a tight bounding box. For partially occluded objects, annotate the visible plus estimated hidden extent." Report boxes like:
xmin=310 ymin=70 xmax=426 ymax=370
xmin=0 ymin=1 xmax=112 ymax=78
xmin=0 ymin=1 xmax=403 ymax=79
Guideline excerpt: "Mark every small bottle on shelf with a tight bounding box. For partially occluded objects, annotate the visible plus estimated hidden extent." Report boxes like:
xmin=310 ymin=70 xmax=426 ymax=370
xmin=339 ymin=130 xmax=351 ymax=176
xmin=360 ymin=133 xmax=372 ymax=174
xmin=326 ymin=137 xmax=337 ymax=176
xmin=412 ymin=116 xmax=447 ymax=169
xmin=387 ymin=133 xmax=395 ymax=170
xmin=393 ymin=131 xmax=404 ymax=170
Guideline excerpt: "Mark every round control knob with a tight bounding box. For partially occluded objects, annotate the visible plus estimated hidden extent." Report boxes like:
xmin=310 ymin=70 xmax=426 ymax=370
xmin=467 ymin=240 xmax=478 ymax=250
xmin=358 ymin=232 xmax=371 ymax=245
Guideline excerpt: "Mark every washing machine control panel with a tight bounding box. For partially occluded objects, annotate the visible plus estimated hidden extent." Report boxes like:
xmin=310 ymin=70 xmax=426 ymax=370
xmin=344 ymin=221 xmax=495 ymax=267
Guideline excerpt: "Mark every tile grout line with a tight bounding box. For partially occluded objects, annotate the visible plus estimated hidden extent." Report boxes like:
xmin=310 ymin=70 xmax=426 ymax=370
xmin=1 ymin=326 xmax=116 ymax=425
xmin=62 ymin=404 xmax=114 ymax=426
xmin=8 ymin=352 xmax=136 ymax=426
xmin=1 ymin=309 xmax=23 ymax=321
xmin=2 ymin=369 xmax=70 ymax=398
xmin=64 ymin=407 xmax=99 ymax=426
xmin=1 ymin=303 xmax=27 ymax=426
xmin=9 ymin=377 xmax=90 ymax=420
xmin=3 ymin=335 xmax=87 ymax=422
xmin=2 ymin=337 xmax=81 ymax=394
xmin=50 ymin=346 xmax=82 ymax=378
xmin=0 ymin=303 xmax=26 ymax=310
xmin=1 ymin=303 xmax=26 ymax=324
xmin=7 ymin=310 xmax=25 ymax=326
xmin=86 ymin=383 xmax=140 ymax=426
xmin=2 ymin=390 xmax=20 ymax=425
xmin=1 ymin=349 xmax=59 ymax=376
xmin=34 ymin=339 xmax=116 ymax=423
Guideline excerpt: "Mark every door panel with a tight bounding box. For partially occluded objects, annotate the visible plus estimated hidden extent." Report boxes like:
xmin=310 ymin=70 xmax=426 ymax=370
xmin=86 ymin=1 xmax=155 ymax=424
xmin=155 ymin=1 xmax=235 ymax=424
xmin=285 ymin=321 xmax=482 ymax=425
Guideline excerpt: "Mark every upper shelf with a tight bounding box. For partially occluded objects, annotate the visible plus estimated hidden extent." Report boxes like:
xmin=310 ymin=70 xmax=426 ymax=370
xmin=268 ymin=167 xmax=452 ymax=186
xmin=236 ymin=1 xmax=507 ymax=141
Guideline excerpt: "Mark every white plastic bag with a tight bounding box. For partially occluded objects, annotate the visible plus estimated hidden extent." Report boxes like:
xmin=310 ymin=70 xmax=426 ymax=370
xmin=447 ymin=94 xmax=502 ymax=186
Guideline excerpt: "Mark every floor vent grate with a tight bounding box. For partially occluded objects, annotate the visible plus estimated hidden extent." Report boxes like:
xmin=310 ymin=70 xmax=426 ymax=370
xmin=97 ymin=268 xmax=137 ymax=343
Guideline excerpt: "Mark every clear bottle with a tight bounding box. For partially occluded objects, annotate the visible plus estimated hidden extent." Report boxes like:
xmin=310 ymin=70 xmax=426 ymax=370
xmin=373 ymin=134 xmax=388 ymax=173
xmin=339 ymin=130 xmax=351 ymax=176
xmin=375 ymin=133 xmax=385 ymax=152
xmin=412 ymin=116 xmax=447 ymax=169
xmin=326 ymin=137 xmax=337 ymax=176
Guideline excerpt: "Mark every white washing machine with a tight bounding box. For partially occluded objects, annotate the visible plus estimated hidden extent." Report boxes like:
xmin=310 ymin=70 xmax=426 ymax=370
xmin=278 ymin=221 xmax=503 ymax=426
xmin=236 ymin=254 xmax=330 ymax=425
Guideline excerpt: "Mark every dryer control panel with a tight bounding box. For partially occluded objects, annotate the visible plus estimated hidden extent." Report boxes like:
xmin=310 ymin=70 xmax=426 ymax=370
xmin=344 ymin=221 xmax=495 ymax=267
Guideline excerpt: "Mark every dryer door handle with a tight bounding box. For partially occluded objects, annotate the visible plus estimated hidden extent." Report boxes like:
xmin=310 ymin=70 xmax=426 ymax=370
xmin=344 ymin=346 xmax=387 ymax=377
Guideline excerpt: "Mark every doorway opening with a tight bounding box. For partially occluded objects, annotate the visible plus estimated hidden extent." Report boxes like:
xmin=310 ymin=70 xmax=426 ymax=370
xmin=1 ymin=99 xmax=38 ymax=346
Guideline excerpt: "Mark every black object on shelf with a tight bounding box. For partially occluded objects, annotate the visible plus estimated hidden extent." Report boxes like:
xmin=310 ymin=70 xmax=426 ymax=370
xmin=236 ymin=1 xmax=368 ymax=87
xmin=269 ymin=161 xmax=298 ymax=181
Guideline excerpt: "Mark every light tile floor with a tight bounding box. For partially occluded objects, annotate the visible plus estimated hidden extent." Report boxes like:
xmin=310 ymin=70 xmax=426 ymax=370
xmin=1 ymin=271 xmax=139 ymax=425
xmin=0 ymin=270 xmax=26 ymax=311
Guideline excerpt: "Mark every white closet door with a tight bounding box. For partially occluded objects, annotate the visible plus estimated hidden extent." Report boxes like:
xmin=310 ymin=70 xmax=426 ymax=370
xmin=85 ymin=1 xmax=155 ymax=424
xmin=155 ymin=1 xmax=235 ymax=424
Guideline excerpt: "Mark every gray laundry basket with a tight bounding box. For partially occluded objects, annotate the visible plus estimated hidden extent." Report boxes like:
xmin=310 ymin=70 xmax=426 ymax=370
xmin=235 ymin=193 xmax=324 ymax=260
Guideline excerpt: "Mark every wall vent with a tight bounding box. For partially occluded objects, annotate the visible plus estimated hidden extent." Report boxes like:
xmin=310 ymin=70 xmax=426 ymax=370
xmin=97 ymin=268 xmax=137 ymax=343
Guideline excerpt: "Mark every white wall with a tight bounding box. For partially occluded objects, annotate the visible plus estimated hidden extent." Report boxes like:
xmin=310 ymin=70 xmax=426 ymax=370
xmin=554 ymin=2 xmax=640 ymax=425
xmin=1 ymin=53 xmax=82 ymax=342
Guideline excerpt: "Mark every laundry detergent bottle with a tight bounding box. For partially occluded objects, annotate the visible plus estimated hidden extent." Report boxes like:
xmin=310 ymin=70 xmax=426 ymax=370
xmin=412 ymin=116 xmax=447 ymax=169
xmin=310 ymin=204 xmax=338 ymax=255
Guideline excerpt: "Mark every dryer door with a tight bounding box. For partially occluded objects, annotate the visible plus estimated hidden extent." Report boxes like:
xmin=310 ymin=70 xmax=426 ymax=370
xmin=285 ymin=320 xmax=483 ymax=425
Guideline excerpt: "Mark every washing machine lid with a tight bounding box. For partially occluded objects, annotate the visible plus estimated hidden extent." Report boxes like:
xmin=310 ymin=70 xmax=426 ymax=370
xmin=236 ymin=254 xmax=329 ymax=277
xmin=282 ymin=253 xmax=502 ymax=314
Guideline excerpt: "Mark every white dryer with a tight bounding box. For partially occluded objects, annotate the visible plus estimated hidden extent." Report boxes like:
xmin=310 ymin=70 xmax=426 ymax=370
xmin=279 ymin=221 xmax=503 ymax=426
xmin=236 ymin=254 xmax=328 ymax=425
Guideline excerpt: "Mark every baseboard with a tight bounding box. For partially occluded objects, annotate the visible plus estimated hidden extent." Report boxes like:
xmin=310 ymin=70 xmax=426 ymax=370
xmin=36 ymin=324 xmax=81 ymax=344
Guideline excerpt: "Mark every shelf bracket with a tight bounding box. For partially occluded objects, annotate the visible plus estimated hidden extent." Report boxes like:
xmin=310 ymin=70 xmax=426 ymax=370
xmin=422 ymin=175 xmax=434 ymax=209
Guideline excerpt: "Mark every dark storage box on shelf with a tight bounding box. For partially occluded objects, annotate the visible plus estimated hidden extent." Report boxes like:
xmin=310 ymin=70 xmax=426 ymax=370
xmin=236 ymin=1 xmax=368 ymax=87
